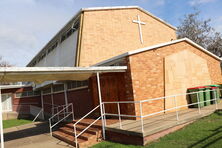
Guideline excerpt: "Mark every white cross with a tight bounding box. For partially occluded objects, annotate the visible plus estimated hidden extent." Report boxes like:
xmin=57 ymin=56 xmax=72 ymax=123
xmin=133 ymin=15 xmax=146 ymax=44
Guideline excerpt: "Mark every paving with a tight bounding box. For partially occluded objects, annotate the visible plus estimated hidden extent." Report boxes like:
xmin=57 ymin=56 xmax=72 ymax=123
xmin=3 ymin=103 xmax=222 ymax=147
xmin=106 ymin=102 xmax=222 ymax=137
xmin=3 ymin=121 xmax=73 ymax=148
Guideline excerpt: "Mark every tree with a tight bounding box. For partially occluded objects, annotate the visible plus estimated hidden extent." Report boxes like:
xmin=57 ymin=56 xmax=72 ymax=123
xmin=208 ymin=32 xmax=222 ymax=57
xmin=177 ymin=9 xmax=222 ymax=57
xmin=0 ymin=56 xmax=11 ymax=67
xmin=0 ymin=56 xmax=13 ymax=85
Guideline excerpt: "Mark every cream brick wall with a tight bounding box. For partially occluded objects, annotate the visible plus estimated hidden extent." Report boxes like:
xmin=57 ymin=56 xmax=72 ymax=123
xmin=128 ymin=41 xmax=222 ymax=117
xmin=78 ymin=8 xmax=176 ymax=66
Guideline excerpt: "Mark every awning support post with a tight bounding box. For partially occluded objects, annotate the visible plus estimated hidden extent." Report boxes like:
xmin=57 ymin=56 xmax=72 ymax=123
xmin=0 ymin=87 xmax=4 ymax=148
xmin=40 ymin=91 xmax=44 ymax=120
xmin=64 ymin=83 xmax=69 ymax=116
xmin=96 ymin=72 xmax=105 ymax=140
xmin=50 ymin=85 xmax=54 ymax=116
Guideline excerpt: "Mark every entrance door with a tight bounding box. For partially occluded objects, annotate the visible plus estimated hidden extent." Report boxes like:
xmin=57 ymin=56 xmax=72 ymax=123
xmin=1 ymin=93 xmax=12 ymax=112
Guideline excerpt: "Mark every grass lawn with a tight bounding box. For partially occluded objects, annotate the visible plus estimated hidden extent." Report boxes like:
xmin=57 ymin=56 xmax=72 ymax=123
xmin=3 ymin=119 xmax=32 ymax=129
xmin=92 ymin=110 xmax=222 ymax=148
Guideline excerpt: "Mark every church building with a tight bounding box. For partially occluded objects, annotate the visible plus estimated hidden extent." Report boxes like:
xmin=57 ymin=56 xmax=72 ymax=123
xmin=2 ymin=6 xmax=222 ymax=125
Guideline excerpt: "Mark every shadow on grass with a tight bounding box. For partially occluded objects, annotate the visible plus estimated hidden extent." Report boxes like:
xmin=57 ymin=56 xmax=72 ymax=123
xmin=188 ymin=110 xmax=222 ymax=148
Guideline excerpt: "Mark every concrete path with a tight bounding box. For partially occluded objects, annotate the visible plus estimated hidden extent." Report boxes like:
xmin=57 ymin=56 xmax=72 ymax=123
xmin=3 ymin=122 xmax=73 ymax=148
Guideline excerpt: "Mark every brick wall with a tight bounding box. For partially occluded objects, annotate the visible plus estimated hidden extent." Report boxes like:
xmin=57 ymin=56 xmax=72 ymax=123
xmin=90 ymin=71 xmax=136 ymax=117
xmin=53 ymin=92 xmax=66 ymax=106
xmin=79 ymin=8 xmax=176 ymax=66
xmin=43 ymin=94 xmax=53 ymax=114
xmin=67 ymin=88 xmax=93 ymax=118
xmin=1 ymin=87 xmax=41 ymax=114
xmin=128 ymin=40 xmax=222 ymax=117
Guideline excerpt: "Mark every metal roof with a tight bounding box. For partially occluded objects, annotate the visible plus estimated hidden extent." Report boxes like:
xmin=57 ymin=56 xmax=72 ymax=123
xmin=0 ymin=66 xmax=127 ymax=84
xmin=27 ymin=6 xmax=176 ymax=67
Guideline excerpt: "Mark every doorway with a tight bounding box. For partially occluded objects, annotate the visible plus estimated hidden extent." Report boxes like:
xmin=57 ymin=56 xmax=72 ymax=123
xmin=1 ymin=93 xmax=12 ymax=112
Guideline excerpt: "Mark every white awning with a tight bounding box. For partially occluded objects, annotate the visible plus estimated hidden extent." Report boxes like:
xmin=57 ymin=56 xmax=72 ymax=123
xmin=0 ymin=66 xmax=127 ymax=83
xmin=0 ymin=66 xmax=127 ymax=148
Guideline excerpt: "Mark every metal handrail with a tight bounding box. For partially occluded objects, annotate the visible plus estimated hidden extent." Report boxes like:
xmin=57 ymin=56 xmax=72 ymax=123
xmin=73 ymin=104 xmax=102 ymax=148
xmin=103 ymin=89 xmax=220 ymax=132
xmin=74 ymin=104 xmax=100 ymax=126
xmin=49 ymin=103 xmax=74 ymax=136
xmin=49 ymin=103 xmax=72 ymax=120
xmin=102 ymin=90 xmax=213 ymax=104
xmin=32 ymin=108 xmax=43 ymax=122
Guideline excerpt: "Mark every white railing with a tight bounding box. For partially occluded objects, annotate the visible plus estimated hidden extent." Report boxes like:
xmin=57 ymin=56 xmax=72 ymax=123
xmin=103 ymin=89 xmax=220 ymax=133
xmin=51 ymin=104 xmax=67 ymax=118
xmin=43 ymin=103 xmax=60 ymax=115
xmin=49 ymin=103 xmax=74 ymax=136
xmin=73 ymin=104 xmax=102 ymax=148
xmin=49 ymin=88 xmax=220 ymax=147
xmin=32 ymin=108 xmax=43 ymax=122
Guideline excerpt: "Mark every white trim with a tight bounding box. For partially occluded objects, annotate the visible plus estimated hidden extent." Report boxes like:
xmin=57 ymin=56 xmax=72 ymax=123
xmin=14 ymin=94 xmax=40 ymax=99
xmin=0 ymin=85 xmax=31 ymax=90
xmin=0 ymin=66 xmax=127 ymax=73
xmin=51 ymin=91 xmax=65 ymax=95
xmin=67 ymin=86 xmax=88 ymax=92
xmin=94 ymin=38 xmax=222 ymax=66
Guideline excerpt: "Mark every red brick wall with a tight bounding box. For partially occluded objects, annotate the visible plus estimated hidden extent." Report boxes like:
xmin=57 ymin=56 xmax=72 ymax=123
xmin=1 ymin=87 xmax=41 ymax=114
xmin=53 ymin=92 xmax=66 ymax=106
xmin=67 ymin=88 xmax=93 ymax=118
xmin=90 ymin=72 xmax=135 ymax=116
xmin=43 ymin=94 xmax=53 ymax=114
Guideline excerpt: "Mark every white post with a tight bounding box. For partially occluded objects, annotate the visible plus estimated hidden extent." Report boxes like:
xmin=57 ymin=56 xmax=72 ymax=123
xmin=102 ymin=103 xmax=106 ymax=126
xmin=74 ymin=124 xmax=77 ymax=148
xmin=64 ymin=83 xmax=68 ymax=114
xmin=40 ymin=91 xmax=45 ymax=120
xmin=71 ymin=104 xmax=74 ymax=121
xmin=57 ymin=107 xmax=59 ymax=121
xmin=96 ymin=72 xmax=106 ymax=140
xmin=49 ymin=119 xmax=52 ymax=136
xmin=139 ymin=101 xmax=144 ymax=133
xmin=214 ymin=90 xmax=218 ymax=110
xmin=174 ymin=96 xmax=179 ymax=121
xmin=117 ymin=103 xmax=122 ymax=129
xmin=0 ymin=87 xmax=4 ymax=148
xmin=197 ymin=92 xmax=201 ymax=114
xmin=51 ymin=85 xmax=54 ymax=115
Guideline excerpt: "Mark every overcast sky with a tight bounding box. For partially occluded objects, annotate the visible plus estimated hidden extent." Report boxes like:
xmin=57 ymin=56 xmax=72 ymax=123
xmin=0 ymin=0 xmax=222 ymax=66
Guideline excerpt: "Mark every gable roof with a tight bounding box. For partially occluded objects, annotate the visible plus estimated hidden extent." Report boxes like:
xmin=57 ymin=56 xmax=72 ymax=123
xmin=82 ymin=6 xmax=176 ymax=30
xmin=27 ymin=6 xmax=176 ymax=67
xmin=94 ymin=38 xmax=222 ymax=66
